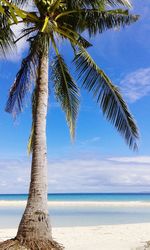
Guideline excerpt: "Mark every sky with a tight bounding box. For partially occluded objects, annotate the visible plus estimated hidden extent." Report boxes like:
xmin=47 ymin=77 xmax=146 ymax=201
xmin=0 ymin=0 xmax=150 ymax=194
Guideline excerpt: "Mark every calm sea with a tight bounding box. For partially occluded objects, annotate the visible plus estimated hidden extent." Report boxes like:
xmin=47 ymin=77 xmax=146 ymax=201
xmin=1 ymin=193 xmax=150 ymax=228
xmin=1 ymin=193 xmax=150 ymax=202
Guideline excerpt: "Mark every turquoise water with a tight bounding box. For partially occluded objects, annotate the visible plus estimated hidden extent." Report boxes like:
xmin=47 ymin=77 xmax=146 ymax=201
xmin=1 ymin=193 xmax=150 ymax=228
xmin=1 ymin=193 xmax=150 ymax=201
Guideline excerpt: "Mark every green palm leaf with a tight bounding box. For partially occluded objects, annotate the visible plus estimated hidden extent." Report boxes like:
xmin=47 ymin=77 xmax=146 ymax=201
xmin=0 ymin=4 xmax=4 ymax=14
xmin=5 ymin=53 xmax=37 ymax=115
xmin=52 ymin=54 xmax=80 ymax=139
xmin=56 ymin=24 xmax=92 ymax=48
xmin=73 ymin=47 xmax=139 ymax=150
xmin=103 ymin=0 xmax=131 ymax=7
xmin=0 ymin=12 xmax=15 ymax=55
xmin=57 ymin=9 xmax=139 ymax=36
xmin=4 ymin=0 xmax=139 ymax=151
xmin=80 ymin=9 xmax=139 ymax=36
xmin=12 ymin=0 xmax=27 ymax=6
xmin=66 ymin=0 xmax=101 ymax=8
xmin=66 ymin=0 xmax=131 ymax=9
xmin=5 ymin=34 xmax=42 ymax=115
xmin=28 ymin=86 xmax=37 ymax=154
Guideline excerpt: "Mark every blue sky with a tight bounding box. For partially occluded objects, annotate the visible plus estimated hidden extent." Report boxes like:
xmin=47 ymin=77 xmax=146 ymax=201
xmin=0 ymin=0 xmax=150 ymax=193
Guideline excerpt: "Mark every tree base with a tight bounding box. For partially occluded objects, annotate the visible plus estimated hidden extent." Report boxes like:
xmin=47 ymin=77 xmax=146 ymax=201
xmin=144 ymin=241 xmax=150 ymax=249
xmin=0 ymin=238 xmax=64 ymax=250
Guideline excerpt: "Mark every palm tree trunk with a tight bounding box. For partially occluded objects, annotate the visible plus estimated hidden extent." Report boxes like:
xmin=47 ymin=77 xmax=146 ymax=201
xmin=14 ymin=52 xmax=63 ymax=249
xmin=0 ymin=53 xmax=63 ymax=249
xmin=16 ymin=51 xmax=50 ymax=241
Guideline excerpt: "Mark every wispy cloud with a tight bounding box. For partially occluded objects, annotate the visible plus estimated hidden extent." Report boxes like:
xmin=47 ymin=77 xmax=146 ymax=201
xmin=120 ymin=68 xmax=150 ymax=102
xmin=1 ymin=155 xmax=150 ymax=193
xmin=109 ymin=156 xmax=150 ymax=164
xmin=0 ymin=2 xmax=34 ymax=61
xmin=79 ymin=137 xmax=101 ymax=146
xmin=48 ymin=156 xmax=150 ymax=192
xmin=9 ymin=24 xmax=28 ymax=61
xmin=0 ymin=23 xmax=27 ymax=62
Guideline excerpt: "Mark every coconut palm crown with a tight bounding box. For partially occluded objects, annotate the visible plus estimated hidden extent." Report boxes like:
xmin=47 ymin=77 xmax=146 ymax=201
xmin=0 ymin=0 xmax=139 ymax=249
xmin=5 ymin=0 xmax=139 ymax=148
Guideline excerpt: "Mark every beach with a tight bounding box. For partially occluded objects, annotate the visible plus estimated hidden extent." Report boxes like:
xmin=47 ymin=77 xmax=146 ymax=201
xmin=1 ymin=194 xmax=150 ymax=249
xmin=1 ymin=223 xmax=150 ymax=250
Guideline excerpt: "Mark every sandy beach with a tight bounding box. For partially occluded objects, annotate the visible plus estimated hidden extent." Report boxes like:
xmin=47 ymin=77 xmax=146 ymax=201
xmin=1 ymin=200 xmax=150 ymax=207
xmin=1 ymin=223 xmax=150 ymax=250
xmin=1 ymin=197 xmax=150 ymax=249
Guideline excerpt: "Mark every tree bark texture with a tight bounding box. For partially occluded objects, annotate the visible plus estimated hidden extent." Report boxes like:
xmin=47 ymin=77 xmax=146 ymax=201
xmin=0 ymin=50 xmax=63 ymax=250
xmin=17 ymin=52 xmax=51 ymax=242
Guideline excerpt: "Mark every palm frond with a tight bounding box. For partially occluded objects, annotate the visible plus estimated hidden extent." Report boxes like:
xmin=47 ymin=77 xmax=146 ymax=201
xmin=5 ymin=53 xmax=37 ymax=115
xmin=55 ymin=24 xmax=92 ymax=48
xmin=52 ymin=54 xmax=80 ymax=139
xmin=1 ymin=0 xmax=27 ymax=21
xmin=66 ymin=0 xmax=101 ymax=9
xmin=65 ymin=0 xmax=131 ymax=9
xmin=28 ymin=86 xmax=37 ymax=154
xmin=14 ymin=26 xmax=37 ymax=43
xmin=73 ymin=47 xmax=139 ymax=150
xmin=79 ymin=9 xmax=139 ymax=36
xmin=0 ymin=12 xmax=15 ymax=55
xmin=56 ymin=9 xmax=139 ymax=36
xmin=5 ymin=33 xmax=49 ymax=115
xmin=0 ymin=4 xmax=4 ymax=14
xmin=76 ymin=35 xmax=92 ymax=48
xmin=12 ymin=0 xmax=27 ymax=6
xmin=102 ymin=0 xmax=131 ymax=8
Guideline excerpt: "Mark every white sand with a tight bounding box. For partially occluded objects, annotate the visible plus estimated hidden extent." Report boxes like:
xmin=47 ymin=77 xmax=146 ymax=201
xmin=1 ymin=224 xmax=150 ymax=250
xmin=1 ymin=200 xmax=150 ymax=207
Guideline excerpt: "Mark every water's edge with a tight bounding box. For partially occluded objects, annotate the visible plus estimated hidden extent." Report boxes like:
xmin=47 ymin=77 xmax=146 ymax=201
xmin=1 ymin=194 xmax=150 ymax=228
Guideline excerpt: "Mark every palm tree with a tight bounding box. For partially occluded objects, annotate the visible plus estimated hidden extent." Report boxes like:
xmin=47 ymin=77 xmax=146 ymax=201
xmin=0 ymin=0 xmax=139 ymax=249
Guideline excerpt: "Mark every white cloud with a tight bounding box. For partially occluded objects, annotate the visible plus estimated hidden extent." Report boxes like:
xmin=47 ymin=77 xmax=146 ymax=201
xmin=0 ymin=2 xmax=34 ymax=61
xmin=8 ymin=23 xmax=28 ymax=61
xmin=120 ymin=68 xmax=150 ymax=102
xmin=0 ymin=22 xmax=27 ymax=62
xmin=0 ymin=158 xmax=30 ymax=193
xmin=79 ymin=137 xmax=101 ymax=146
xmin=48 ymin=157 xmax=150 ymax=192
xmin=109 ymin=156 xmax=150 ymax=164
xmin=1 ymin=155 xmax=150 ymax=194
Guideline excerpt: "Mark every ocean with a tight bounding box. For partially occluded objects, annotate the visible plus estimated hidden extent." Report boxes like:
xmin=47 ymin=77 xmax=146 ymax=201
xmin=1 ymin=193 xmax=150 ymax=202
xmin=1 ymin=193 xmax=150 ymax=229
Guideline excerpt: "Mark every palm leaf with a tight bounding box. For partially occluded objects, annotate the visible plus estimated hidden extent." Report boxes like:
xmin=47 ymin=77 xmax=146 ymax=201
xmin=73 ymin=47 xmax=139 ymax=150
xmin=0 ymin=13 xmax=15 ymax=55
xmin=1 ymin=0 xmax=26 ymax=20
xmin=28 ymin=87 xmax=37 ymax=154
xmin=5 ymin=54 xmax=37 ymax=115
xmin=56 ymin=24 xmax=92 ymax=48
xmin=66 ymin=0 xmax=101 ymax=8
xmin=65 ymin=0 xmax=131 ymax=9
xmin=82 ymin=10 xmax=139 ymax=36
xmin=12 ymin=0 xmax=27 ymax=6
xmin=79 ymin=9 xmax=139 ymax=36
xmin=52 ymin=54 xmax=80 ymax=139
xmin=5 ymin=33 xmax=48 ymax=115
xmin=56 ymin=9 xmax=139 ymax=36
xmin=77 ymin=35 xmax=92 ymax=48
xmin=0 ymin=4 xmax=4 ymax=14
xmin=103 ymin=0 xmax=131 ymax=7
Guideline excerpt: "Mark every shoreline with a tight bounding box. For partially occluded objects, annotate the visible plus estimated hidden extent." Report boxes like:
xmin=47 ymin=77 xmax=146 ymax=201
xmin=1 ymin=200 xmax=150 ymax=207
xmin=1 ymin=223 xmax=150 ymax=249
